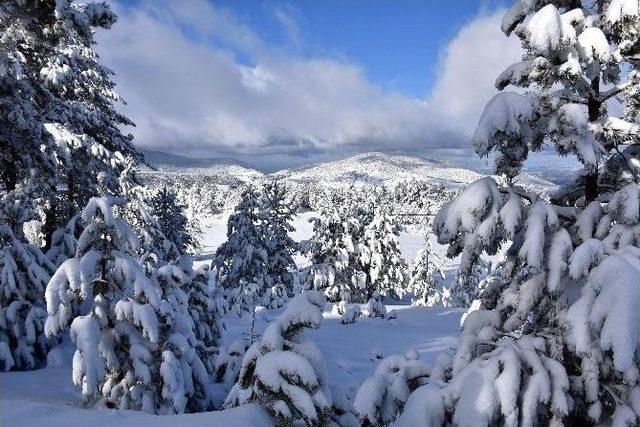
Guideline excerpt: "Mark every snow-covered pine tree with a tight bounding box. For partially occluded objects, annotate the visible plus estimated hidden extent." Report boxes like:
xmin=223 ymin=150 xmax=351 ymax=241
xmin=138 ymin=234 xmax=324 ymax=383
xmin=224 ymin=291 xmax=332 ymax=426
xmin=0 ymin=0 xmax=138 ymax=249
xmin=304 ymin=198 xmax=407 ymax=303
xmin=0 ymin=193 xmax=56 ymax=371
xmin=214 ymin=187 xmax=269 ymax=312
xmin=302 ymin=205 xmax=361 ymax=302
xmin=394 ymin=1 xmax=640 ymax=424
xmin=150 ymin=186 xmax=195 ymax=255
xmin=260 ymin=181 xmax=298 ymax=300
xmin=408 ymin=239 xmax=445 ymax=306
xmin=150 ymin=260 xmax=212 ymax=412
xmin=117 ymin=161 xmax=179 ymax=263
xmin=184 ymin=260 xmax=226 ymax=377
xmin=45 ymin=196 xmax=209 ymax=414
xmin=361 ymin=208 xmax=408 ymax=300
xmin=46 ymin=215 xmax=81 ymax=268
xmin=444 ymin=256 xmax=491 ymax=309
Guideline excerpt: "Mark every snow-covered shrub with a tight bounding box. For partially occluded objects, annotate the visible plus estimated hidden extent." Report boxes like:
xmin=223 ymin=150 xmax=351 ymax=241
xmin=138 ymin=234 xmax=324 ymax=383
xmin=224 ymin=291 xmax=332 ymax=425
xmin=45 ymin=197 xmax=212 ymax=414
xmin=354 ymin=350 xmax=430 ymax=425
xmin=394 ymin=1 xmax=640 ymax=424
xmin=340 ymin=303 xmax=362 ymax=325
xmin=364 ymin=292 xmax=387 ymax=319
xmin=408 ymin=239 xmax=445 ymax=306
xmin=328 ymin=384 xmax=359 ymax=427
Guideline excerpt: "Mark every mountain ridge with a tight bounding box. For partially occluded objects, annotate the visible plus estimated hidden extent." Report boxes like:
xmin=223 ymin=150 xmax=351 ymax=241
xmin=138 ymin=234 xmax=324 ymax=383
xmin=141 ymin=149 xmax=557 ymax=193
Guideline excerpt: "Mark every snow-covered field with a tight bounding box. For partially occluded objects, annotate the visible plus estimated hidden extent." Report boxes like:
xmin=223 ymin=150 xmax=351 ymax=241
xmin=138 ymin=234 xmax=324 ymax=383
xmin=1 ymin=211 xmax=464 ymax=427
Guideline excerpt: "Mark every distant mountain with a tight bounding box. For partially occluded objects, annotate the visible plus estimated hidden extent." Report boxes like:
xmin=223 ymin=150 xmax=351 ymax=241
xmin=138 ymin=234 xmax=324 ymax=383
xmin=141 ymin=149 xmax=257 ymax=171
xmin=139 ymin=149 xmax=557 ymax=194
xmin=138 ymin=149 xmax=263 ymax=186
xmin=273 ymin=151 xmax=557 ymax=194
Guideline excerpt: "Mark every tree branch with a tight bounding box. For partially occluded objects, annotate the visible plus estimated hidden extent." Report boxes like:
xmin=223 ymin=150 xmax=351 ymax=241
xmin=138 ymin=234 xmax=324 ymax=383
xmin=596 ymin=82 xmax=630 ymax=103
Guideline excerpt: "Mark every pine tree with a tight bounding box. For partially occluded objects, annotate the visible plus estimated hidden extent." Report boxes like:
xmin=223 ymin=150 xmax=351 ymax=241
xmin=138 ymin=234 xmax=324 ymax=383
xmin=444 ymin=256 xmax=491 ymax=308
xmin=117 ymin=161 xmax=179 ymax=263
xmin=184 ymin=260 xmax=226 ymax=377
xmin=261 ymin=181 xmax=298 ymax=298
xmin=303 ymin=205 xmax=362 ymax=302
xmin=408 ymin=239 xmax=445 ymax=306
xmin=304 ymin=200 xmax=407 ymax=303
xmin=224 ymin=291 xmax=332 ymax=425
xmin=361 ymin=208 xmax=408 ymax=300
xmin=149 ymin=186 xmax=195 ymax=255
xmin=0 ymin=194 xmax=55 ymax=371
xmin=0 ymin=0 xmax=138 ymax=249
xmin=45 ymin=196 xmax=209 ymax=414
xmin=46 ymin=215 xmax=81 ymax=268
xmin=214 ymin=187 xmax=268 ymax=312
xmin=394 ymin=2 xmax=640 ymax=424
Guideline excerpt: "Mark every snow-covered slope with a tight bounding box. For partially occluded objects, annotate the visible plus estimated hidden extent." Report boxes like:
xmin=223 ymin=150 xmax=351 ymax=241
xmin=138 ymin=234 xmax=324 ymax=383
xmin=274 ymin=151 xmax=557 ymax=193
xmin=274 ymin=152 xmax=482 ymax=187
xmin=141 ymin=149 xmax=262 ymax=176
xmin=139 ymin=150 xmax=557 ymax=193
xmin=139 ymin=149 xmax=264 ymax=186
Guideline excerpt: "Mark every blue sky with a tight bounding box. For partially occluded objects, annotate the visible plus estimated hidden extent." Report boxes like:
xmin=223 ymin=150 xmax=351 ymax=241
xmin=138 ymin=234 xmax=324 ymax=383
xmin=209 ymin=0 xmax=509 ymax=97
xmin=99 ymin=0 xmax=523 ymax=170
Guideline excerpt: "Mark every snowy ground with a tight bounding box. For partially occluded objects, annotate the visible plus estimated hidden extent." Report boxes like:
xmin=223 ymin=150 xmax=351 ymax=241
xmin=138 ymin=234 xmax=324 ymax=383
xmin=1 ymin=211 xmax=465 ymax=426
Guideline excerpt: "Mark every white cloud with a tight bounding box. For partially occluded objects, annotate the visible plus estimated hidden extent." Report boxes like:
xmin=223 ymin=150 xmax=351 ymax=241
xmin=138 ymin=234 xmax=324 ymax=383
xmin=427 ymin=12 xmax=521 ymax=139
xmin=97 ymin=1 xmax=521 ymax=169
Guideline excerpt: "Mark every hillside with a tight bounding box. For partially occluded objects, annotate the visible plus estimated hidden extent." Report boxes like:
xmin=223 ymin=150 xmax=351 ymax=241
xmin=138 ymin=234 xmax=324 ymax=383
xmin=139 ymin=149 xmax=264 ymax=186
xmin=274 ymin=151 xmax=557 ymax=193
xmin=139 ymin=149 xmax=557 ymax=194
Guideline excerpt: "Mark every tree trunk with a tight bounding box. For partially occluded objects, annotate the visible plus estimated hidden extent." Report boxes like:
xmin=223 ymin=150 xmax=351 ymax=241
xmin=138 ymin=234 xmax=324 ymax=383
xmin=0 ymin=149 xmax=17 ymax=192
xmin=585 ymin=77 xmax=601 ymax=204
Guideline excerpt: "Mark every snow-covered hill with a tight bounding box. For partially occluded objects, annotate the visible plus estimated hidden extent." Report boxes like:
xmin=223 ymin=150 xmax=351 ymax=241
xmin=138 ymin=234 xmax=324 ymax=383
xmin=274 ymin=152 xmax=483 ymax=187
xmin=139 ymin=149 xmax=557 ymax=193
xmin=139 ymin=149 xmax=264 ymax=186
xmin=274 ymin=151 xmax=557 ymax=193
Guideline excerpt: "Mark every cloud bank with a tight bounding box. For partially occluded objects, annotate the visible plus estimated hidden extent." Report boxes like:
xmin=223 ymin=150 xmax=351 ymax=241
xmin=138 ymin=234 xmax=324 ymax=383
xmin=98 ymin=1 xmax=520 ymax=170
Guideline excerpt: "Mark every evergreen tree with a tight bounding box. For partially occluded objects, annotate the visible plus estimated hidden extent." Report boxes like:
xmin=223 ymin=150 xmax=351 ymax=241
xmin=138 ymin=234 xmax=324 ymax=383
xmin=0 ymin=0 xmax=138 ymax=249
xmin=304 ymin=202 xmax=407 ymax=303
xmin=184 ymin=261 xmax=226 ymax=377
xmin=0 ymin=194 xmax=55 ymax=371
xmin=214 ymin=187 xmax=269 ymax=312
xmin=303 ymin=205 xmax=362 ymax=302
xmin=149 ymin=186 xmax=195 ymax=255
xmin=408 ymin=239 xmax=445 ymax=306
xmin=444 ymin=256 xmax=491 ymax=309
xmin=224 ymin=291 xmax=332 ymax=426
xmin=45 ymin=196 xmax=209 ymax=414
xmin=361 ymin=208 xmax=408 ymax=300
xmin=394 ymin=2 xmax=640 ymax=424
xmin=261 ymin=181 xmax=298 ymax=297
xmin=117 ymin=161 xmax=178 ymax=263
